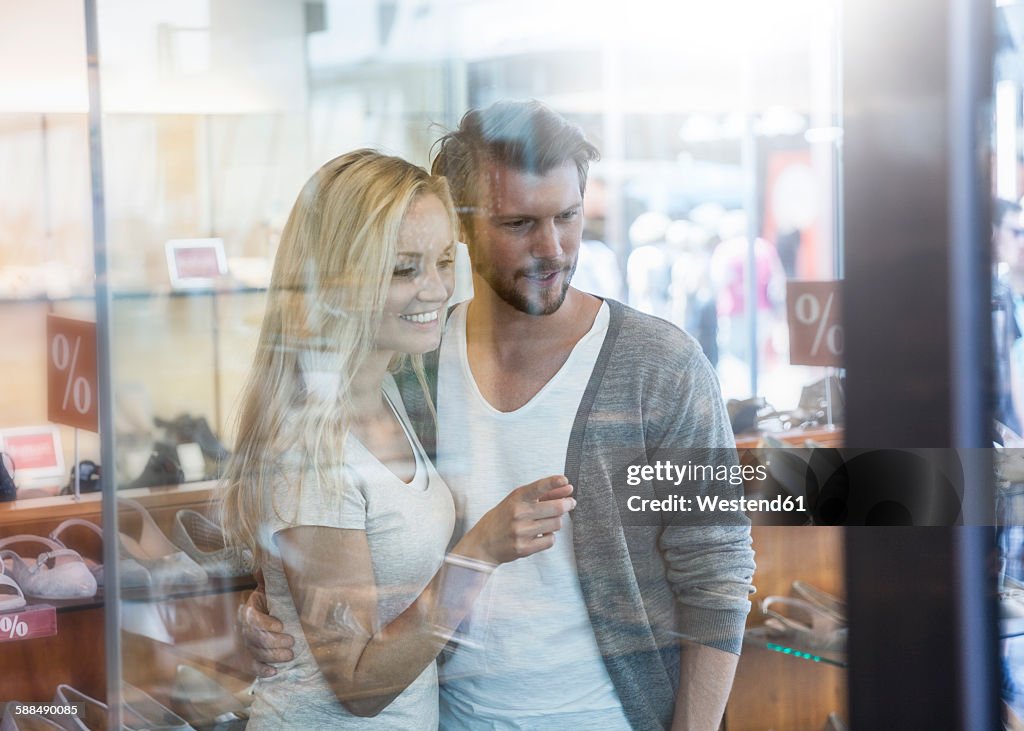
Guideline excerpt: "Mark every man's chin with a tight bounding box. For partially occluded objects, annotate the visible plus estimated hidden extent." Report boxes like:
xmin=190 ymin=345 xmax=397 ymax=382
xmin=512 ymin=286 xmax=570 ymax=316
xmin=477 ymin=269 xmax=573 ymax=315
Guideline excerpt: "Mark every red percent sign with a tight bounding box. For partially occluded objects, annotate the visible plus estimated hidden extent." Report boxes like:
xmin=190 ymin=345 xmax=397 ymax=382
xmin=46 ymin=315 xmax=99 ymax=432
xmin=786 ymin=281 xmax=843 ymax=368
xmin=0 ymin=605 xmax=57 ymax=642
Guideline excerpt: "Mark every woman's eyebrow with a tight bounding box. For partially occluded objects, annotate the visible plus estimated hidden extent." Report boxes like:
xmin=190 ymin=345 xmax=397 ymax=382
xmin=395 ymin=251 xmax=422 ymax=258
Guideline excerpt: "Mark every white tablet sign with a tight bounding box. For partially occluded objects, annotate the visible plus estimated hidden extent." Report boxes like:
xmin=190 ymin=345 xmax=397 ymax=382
xmin=165 ymin=238 xmax=227 ymax=289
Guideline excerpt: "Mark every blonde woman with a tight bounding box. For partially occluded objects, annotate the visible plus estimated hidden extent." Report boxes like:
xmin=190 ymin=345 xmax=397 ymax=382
xmin=221 ymin=150 xmax=575 ymax=730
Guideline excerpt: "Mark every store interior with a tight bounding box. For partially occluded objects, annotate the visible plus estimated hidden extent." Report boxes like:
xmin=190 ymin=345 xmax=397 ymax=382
xmin=1 ymin=0 xmax=1020 ymax=729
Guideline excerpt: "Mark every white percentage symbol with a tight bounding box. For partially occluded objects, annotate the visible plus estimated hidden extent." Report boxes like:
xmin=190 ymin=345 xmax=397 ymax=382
xmin=0 ymin=614 xmax=27 ymax=639
xmin=51 ymin=333 xmax=92 ymax=415
xmin=795 ymin=291 xmax=843 ymax=357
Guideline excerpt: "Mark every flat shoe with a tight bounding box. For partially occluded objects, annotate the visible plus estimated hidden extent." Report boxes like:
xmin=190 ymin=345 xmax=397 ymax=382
xmin=49 ymin=518 xmax=152 ymax=589
xmin=118 ymin=499 xmax=207 ymax=587
xmin=0 ymin=536 xmax=96 ymax=600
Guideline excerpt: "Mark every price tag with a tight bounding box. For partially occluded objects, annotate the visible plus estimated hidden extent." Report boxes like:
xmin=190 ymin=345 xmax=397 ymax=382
xmin=46 ymin=315 xmax=99 ymax=432
xmin=786 ymin=280 xmax=844 ymax=367
xmin=0 ymin=604 xmax=57 ymax=642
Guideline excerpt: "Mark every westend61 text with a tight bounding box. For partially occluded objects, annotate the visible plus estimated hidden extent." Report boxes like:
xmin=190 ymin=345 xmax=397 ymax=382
xmin=625 ymin=460 xmax=767 ymax=487
xmin=626 ymin=494 xmax=807 ymax=513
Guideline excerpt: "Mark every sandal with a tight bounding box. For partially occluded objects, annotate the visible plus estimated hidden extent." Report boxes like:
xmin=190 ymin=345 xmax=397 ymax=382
xmin=0 ymin=535 xmax=97 ymax=600
xmin=0 ymin=561 xmax=26 ymax=612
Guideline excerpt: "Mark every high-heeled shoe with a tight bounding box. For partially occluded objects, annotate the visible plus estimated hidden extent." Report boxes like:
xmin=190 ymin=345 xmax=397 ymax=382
xmin=49 ymin=518 xmax=151 ymax=589
xmin=126 ymin=442 xmax=184 ymax=489
xmin=0 ymin=536 xmax=97 ymax=600
xmin=171 ymin=510 xmax=251 ymax=578
xmin=156 ymin=414 xmax=230 ymax=463
xmin=117 ymin=499 xmax=207 ymax=587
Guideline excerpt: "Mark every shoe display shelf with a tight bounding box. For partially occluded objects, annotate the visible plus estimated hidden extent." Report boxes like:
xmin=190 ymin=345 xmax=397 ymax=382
xmin=716 ymin=429 xmax=848 ymax=728
xmin=0 ymin=481 xmax=256 ymax=708
xmin=724 ymin=526 xmax=848 ymax=731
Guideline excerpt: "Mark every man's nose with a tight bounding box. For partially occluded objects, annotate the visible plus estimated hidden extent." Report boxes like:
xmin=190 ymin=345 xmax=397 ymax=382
xmin=531 ymin=220 xmax=563 ymax=259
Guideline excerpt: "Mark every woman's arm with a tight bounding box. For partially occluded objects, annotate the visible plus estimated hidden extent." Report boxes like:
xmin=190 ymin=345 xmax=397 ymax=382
xmin=277 ymin=475 xmax=574 ymax=717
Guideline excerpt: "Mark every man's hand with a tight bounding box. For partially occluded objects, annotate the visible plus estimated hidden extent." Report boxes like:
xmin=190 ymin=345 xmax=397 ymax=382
xmin=238 ymin=586 xmax=295 ymax=678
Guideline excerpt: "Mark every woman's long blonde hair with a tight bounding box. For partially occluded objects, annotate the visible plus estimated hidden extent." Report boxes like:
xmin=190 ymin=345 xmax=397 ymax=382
xmin=221 ymin=150 xmax=456 ymax=565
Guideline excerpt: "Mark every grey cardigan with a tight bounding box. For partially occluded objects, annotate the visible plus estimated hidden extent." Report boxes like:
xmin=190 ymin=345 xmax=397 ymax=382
xmin=397 ymin=299 xmax=755 ymax=731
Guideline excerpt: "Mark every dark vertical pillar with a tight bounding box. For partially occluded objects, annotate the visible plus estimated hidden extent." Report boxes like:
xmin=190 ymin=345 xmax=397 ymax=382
xmin=843 ymin=0 xmax=999 ymax=728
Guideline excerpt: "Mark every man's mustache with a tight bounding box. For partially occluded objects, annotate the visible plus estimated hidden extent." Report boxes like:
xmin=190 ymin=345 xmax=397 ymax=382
xmin=517 ymin=262 xmax=571 ymax=278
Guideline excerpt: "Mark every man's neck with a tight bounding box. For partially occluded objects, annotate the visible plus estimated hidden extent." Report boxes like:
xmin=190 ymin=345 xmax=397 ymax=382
xmin=461 ymin=274 xmax=603 ymax=412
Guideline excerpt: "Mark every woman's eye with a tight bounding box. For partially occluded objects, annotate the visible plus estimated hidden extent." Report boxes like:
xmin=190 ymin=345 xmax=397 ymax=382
xmin=393 ymin=266 xmax=417 ymax=278
xmin=438 ymin=257 xmax=455 ymax=268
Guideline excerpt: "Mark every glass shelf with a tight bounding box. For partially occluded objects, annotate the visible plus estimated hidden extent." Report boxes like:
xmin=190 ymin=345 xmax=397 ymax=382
xmin=743 ymin=627 xmax=847 ymax=668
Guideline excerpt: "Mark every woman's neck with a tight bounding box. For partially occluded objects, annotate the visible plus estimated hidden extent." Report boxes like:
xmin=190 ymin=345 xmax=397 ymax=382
xmin=348 ymin=349 xmax=393 ymax=416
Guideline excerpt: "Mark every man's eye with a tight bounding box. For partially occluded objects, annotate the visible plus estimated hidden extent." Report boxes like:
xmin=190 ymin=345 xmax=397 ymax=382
xmin=504 ymin=219 xmax=528 ymax=229
xmin=559 ymin=209 xmax=579 ymax=220
xmin=438 ymin=257 xmax=455 ymax=268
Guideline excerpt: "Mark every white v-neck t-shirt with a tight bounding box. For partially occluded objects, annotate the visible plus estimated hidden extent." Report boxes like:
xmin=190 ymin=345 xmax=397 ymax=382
xmin=251 ymin=375 xmax=455 ymax=730
xmin=436 ymin=301 xmax=631 ymax=729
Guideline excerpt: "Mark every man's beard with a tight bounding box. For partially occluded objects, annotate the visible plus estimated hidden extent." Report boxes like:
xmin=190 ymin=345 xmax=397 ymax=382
xmin=476 ymin=258 xmax=577 ymax=316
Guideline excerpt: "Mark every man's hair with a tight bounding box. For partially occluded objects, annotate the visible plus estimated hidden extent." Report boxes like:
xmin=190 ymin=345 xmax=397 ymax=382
xmin=431 ymin=100 xmax=600 ymax=241
xmin=995 ymin=197 xmax=1022 ymax=228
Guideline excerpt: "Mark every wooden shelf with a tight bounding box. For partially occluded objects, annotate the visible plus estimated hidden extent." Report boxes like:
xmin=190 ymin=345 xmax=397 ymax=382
xmin=0 ymin=481 xmax=222 ymax=527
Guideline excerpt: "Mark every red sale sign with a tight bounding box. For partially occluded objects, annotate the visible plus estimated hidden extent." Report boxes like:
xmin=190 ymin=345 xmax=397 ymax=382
xmin=0 ymin=604 xmax=57 ymax=642
xmin=786 ymin=280 xmax=844 ymax=367
xmin=46 ymin=315 xmax=99 ymax=432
